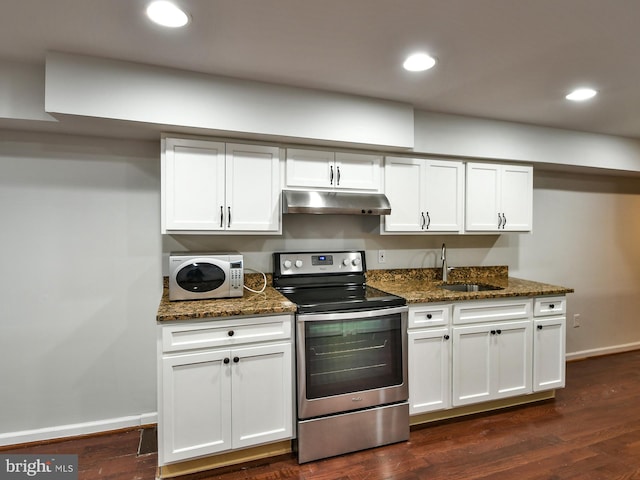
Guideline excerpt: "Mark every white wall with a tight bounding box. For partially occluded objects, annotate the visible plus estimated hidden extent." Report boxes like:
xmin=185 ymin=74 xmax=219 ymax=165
xmin=414 ymin=111 xmax=640 ymax=173
xmin=45 ymin=53 xmax=414 ymax=149
xmin=0 ymin=131 xmax=161 ymax=442
xmin=2 ymin=129 xmax=640 ymax=443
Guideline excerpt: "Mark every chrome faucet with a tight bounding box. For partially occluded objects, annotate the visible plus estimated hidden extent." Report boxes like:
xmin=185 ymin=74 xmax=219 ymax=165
xmin=441 ymin=243 xmax=449 ymax=282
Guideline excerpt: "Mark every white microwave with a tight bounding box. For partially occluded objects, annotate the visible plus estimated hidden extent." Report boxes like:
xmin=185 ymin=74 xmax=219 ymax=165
xmin=169 ymin=252 xmax=244 ymax=301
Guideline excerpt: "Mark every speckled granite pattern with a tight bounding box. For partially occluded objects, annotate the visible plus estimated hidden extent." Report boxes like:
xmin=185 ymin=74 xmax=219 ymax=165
xmin=156 ymin=273 xmax=296 ymax=322
xmin=157 ymin=267 xmax=574 ymax=322
xmin=366 ymin=266 xmax=573 ymax=304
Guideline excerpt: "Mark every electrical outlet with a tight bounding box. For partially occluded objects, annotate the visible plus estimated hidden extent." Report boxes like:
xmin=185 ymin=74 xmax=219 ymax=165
xmin=378 ymin=250 xmax=386 ymax=263
xmin=573 ymin=313 xmax=581 ymax=328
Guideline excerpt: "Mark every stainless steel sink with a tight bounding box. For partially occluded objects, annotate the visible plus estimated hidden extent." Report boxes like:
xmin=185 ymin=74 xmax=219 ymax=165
xmin=439 ymin=283 xmax=503 ymax=292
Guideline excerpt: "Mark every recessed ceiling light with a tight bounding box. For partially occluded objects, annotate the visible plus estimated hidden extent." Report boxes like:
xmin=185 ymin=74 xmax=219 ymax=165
xmin=403 ymin=53 xmax=437 ymax=72
xmin=146 ymin=1 xmax=189 ymax=28
xmin=566 ymin=88 xmax=597 ymax=101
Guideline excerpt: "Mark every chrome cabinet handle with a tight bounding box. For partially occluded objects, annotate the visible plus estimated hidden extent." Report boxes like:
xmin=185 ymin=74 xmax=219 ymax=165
xmin=426 ymin=211 xmax=431 ymax=229
xmin=330 ymin=165 xmax=334 ymax=185
xmin=501 ymin=213 xmax=507 ymax=229
xmin=497 ymin=213 xmax=503 ymax=228
xmin=421 ymin=212 xmax=426 ymax=229
xmin=336 ymin=166 xmax=341 ymax=186
xmin=220 ymin=206 xmax=224 ymax=228
xmin=228 ymin=206 xmax=231 ymax=227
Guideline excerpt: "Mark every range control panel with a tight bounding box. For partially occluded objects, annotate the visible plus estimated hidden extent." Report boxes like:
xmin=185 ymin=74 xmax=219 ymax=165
xmin=275 ymin=251 xmax=365 ymax=276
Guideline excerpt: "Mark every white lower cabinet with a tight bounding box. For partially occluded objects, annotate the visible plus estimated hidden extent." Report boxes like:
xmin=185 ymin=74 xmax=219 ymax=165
xmin=452 ymin=319 xmax=532 ymax=406
xmin=409 ymin=296 xmax=566 ymax=418
xmin=533 ymin=296 xmax=566 ymax=391
xmin=158 ymin=315 xmax=294 ymax=466
xmin=407 ymin=303 xmax=452 ymax=414
xmin=408 ymin=327 xmax=451 ymax=414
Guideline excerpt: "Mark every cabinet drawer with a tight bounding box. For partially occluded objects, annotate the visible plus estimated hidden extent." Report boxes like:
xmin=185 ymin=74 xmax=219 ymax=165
xmin=409 ymin=303 xmax=451 ymax=328
xmin=453 ymin=298 xmax=532 ymax=325
xmin=534 ymin=296 xmax=566 ymax=317
xmin=162 ymin=315 xmax=292 ymax=353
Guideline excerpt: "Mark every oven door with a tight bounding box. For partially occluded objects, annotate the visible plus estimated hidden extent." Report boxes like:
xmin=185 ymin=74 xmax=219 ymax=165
xmin=296 ymin=306 xmax=408 ymax=420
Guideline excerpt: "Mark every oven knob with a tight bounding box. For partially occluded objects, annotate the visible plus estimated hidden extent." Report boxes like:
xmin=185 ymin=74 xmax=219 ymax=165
xmin=283 ymin=260 xmax=292 ymax=269
xmin=352 ymin=257 xmax=361 ymax=267
xmin=342 ymin=258 xmax=350 ymax=266
xmin=295 ymin=260 xmax=303 ymax=268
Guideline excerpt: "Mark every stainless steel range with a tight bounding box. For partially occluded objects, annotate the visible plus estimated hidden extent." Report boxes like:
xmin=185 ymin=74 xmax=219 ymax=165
xmin=273 ymin=250 xmax=409 ymax=463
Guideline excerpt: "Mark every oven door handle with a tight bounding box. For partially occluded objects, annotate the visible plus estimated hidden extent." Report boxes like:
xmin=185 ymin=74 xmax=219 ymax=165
xmin=297 ymin=305 xmax=408 ymax=322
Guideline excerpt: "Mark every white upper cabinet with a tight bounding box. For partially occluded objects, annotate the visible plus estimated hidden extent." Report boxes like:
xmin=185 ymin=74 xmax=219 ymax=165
xmin=285 ymin=148 xmax=382 ymax=192
xmin=162 ymin=137 xmax=282 ymax=234
xmin=465 ymin=162 xmax=533 ymax=232
xmin=383 ymin=157 xmax=464 ymax=233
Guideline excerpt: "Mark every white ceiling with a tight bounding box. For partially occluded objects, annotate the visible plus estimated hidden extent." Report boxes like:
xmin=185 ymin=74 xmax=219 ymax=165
xmin=2 ymin=0 xmax=640 ymax=139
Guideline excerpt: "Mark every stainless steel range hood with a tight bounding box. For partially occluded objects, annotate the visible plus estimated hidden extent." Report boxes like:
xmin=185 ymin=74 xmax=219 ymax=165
xmin=282 ymin=190 xmax=391 ymax=215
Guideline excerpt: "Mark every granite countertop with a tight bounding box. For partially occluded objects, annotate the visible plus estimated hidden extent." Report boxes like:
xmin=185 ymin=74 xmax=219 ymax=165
xmin=157 ymin=267 xmax=573 ymax=322
xmin=366 ymin=266 xmax=574 ymax=304
xmin=156 ymin=273 xmax=296 ymax=322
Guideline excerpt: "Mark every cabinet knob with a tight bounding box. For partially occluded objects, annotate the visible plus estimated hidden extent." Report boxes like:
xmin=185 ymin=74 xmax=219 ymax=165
xmin=228 ymin=330 xmax=235 ymax=337
xmin=426 ymin=314 xmax=432 ymax=319
xmin=549 ymin=304 xmax=555 ymax=309
xmin=444 ymin=334 xmax=450 ymax=340
xmin=491 ymin=330 xmax=496 ymax=335
xmin=537 ymin=325 xmax=543 ymax=330
xmin=233 ymin=356 xmax=240 ymax=363
xmin=496 ymin=329 xmax=502 ymax=335
xmin=223 ymin=358 xmax=230 ymax=364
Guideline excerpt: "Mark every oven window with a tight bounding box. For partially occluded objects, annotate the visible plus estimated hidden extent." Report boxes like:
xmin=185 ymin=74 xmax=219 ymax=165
xmin=304 ymin=314 xmax=403 ymax=399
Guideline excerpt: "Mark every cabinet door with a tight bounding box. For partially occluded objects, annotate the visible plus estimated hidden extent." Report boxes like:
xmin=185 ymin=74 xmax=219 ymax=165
xmin=383 ymin=157 xmax=424 ymax=232
xmin=163 ymin=138 xmax=225 ymax=232
xmin=452 ymin=324 xmax=492 ymax=406
xmin=225 ymin=143 xmax=281 ymax=232
xmin=465 ymin=162 xmax=501 ymax=231
xmin=408 ymin=328 xmax=451 ymax=414
xmin=160 ymin=350 xmax=231 ymax=464
xmin=334 ymin=152 xmax=382 ymax=191
xmin=424 ymin=160 xmax=464 ymax=232
xmin=231 ymin=342 xmax=293 ymax=449
xmin=285 ymin=148 xmax=334 ymax=189
xmin=533 ymin=317 xmax=566 ymax=391
xmin=500 ymin=165 xmax=533 ymax=231
xmin=492 ymin=320 xmax=532 ymax=399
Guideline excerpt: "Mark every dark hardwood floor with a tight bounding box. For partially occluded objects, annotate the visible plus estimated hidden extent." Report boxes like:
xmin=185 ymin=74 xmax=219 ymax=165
xmin=4 ymin=350 xmax=640 ymax=479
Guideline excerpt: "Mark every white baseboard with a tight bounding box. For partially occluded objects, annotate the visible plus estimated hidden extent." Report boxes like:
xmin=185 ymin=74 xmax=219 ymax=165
xmin=0 ymin=412 xmax=158 ymax=447
xmin=566 ymin=342 xmax=640 ymax=361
